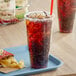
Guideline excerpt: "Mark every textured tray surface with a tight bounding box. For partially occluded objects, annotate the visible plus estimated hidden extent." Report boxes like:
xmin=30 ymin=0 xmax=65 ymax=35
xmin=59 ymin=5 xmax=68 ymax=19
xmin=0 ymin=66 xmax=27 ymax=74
xmin=0 ymin=45 xmax=63 ymax=76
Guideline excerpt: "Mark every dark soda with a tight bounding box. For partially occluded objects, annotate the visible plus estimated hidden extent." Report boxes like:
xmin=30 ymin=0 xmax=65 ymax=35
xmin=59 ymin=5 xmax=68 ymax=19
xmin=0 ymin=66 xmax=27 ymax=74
xmin=26 ymin=11 xmax=53 ymax=69
xmin=58 ymin=0 xmax=76 ymax=33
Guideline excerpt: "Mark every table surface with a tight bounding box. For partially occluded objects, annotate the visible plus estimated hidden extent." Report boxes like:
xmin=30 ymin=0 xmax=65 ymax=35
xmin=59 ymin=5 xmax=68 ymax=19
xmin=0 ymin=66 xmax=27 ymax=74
xmin=0 ymin=0 xmax=76 ymax=76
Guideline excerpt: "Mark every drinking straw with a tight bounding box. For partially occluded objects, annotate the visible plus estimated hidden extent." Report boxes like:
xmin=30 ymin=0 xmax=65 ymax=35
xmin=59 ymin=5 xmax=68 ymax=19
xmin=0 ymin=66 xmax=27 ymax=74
xmin=50 ymin=0 xmax=54 ymax=15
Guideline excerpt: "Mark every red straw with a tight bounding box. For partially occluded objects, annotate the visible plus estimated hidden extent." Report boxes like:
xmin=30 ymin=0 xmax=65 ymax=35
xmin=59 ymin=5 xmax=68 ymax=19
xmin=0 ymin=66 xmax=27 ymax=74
xmin=50 ymin=0 xmax=54 ymax=15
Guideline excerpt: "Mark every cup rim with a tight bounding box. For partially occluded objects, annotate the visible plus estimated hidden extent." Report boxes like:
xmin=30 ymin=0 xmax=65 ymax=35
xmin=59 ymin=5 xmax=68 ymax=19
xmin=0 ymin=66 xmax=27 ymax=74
xmin=25 ymin=11 xmax=55 ymax=21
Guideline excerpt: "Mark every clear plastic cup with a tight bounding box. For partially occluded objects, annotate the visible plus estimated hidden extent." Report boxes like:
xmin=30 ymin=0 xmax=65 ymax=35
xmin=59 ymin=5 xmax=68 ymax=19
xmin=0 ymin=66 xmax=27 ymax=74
xmin=58 ymin=0 xmax=75 ymax=33
xmin=0 ymin=0 xmax=15 ymax=25
xmin=25 ymin=11 xmax=54 ymax=69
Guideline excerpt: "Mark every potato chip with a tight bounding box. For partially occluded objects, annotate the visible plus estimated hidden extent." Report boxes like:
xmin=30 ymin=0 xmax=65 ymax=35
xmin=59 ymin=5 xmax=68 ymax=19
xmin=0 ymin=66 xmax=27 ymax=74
xmin=0 ymin=49 xmax=25 ymax=69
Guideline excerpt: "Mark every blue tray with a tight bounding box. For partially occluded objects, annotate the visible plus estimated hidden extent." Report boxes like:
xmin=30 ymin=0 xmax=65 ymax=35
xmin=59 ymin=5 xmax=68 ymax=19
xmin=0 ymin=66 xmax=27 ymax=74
xmin=0 ymin=45 xmax=63 ymax=76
